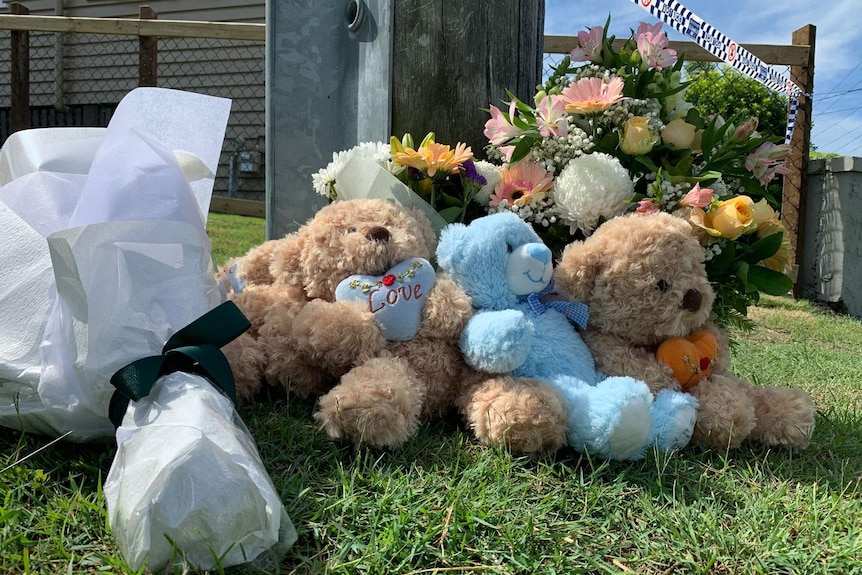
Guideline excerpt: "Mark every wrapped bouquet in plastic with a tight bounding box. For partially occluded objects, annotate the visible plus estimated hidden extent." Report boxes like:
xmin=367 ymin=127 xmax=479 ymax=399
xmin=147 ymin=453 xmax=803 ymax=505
xmin=0 ymin=88 xmax=296 ymax=571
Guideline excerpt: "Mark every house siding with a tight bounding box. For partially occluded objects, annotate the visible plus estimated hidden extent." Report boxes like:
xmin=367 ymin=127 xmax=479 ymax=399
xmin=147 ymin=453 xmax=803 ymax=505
xmin=1 ymin=0 xmax=266 ymax=201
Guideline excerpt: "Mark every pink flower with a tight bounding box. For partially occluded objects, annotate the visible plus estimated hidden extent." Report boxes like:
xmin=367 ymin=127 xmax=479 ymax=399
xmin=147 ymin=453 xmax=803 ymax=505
xmin=680 ymin=183 xmax=714 ymax=208
xmin=745 ymin=141 xmax=791 ymax=186
xmin=731 ymin=117 xmax=759 ymax=142
xmin=536 ymin=95 xmax=568 ymax=138
xmin=499 ymin=145 xmax=516 ymax=163
xmin=635 ymin=199 xmax=660 ymax=214
xmin=637 ymin=31 xmax=677 ymax=70
xmin=489 ymin=161 xmax=554 ymax=207
xmin=561 ymin=77 xmax=625 ymax=115
xmin=636 ymin=22 xmax=663 ymax=37
xmin=484 ymin=100 xmax=523 ymax=146
xmin=570 ymin=26 xmax=603 ymax=62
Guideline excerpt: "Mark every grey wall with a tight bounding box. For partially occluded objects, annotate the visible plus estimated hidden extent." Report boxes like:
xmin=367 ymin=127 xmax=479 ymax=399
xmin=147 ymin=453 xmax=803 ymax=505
xmin=801 ymin=157 xmax=862 ymax=317
xmin=265 ymin=0 xmax=392 ymax=239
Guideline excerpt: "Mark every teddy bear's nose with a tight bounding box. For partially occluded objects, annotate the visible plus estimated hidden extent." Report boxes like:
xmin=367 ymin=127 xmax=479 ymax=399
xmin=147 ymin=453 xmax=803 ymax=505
xmin=365 ymin=226 xmax=391 ymax=242
xmin=682 ymin=289 xmax=702 ymax=312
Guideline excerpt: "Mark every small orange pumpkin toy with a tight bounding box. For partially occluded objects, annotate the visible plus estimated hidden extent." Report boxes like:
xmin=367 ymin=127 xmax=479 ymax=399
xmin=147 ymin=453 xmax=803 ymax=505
xmin=656 ymin=330 xmax=718 ymax=391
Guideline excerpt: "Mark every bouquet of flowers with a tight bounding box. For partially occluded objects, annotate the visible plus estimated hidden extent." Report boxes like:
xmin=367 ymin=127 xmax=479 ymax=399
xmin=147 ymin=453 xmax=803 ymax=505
xmin=475 ymin=17 xmax=793 ymax=328
xmin=312 ymin=132 xmax=495 ymax=225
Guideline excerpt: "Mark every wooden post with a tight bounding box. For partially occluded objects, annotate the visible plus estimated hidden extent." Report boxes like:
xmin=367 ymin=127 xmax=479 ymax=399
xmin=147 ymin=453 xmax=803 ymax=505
xmin=138 ymin=6 xmax=158 ymax=87
xmin=782 ymin=24 xmax=816 ymax=296
xmin=391 ymin=0 xmax=545 ymax=156
xmin=10 ymin=2 xmax=30 ymax=133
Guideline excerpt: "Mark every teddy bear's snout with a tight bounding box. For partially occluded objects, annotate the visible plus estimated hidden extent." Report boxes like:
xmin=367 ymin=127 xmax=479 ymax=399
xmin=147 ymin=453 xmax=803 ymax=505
xmin=365 ymin=226 xmax=391 ymax=243
xmin=682 ymin=289 xmax=702 ymax=312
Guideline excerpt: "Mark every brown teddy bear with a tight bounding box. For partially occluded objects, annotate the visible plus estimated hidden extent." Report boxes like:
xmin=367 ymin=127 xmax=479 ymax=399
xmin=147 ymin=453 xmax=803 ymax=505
xmin=553 ymin=212 xmax=815 ymax=451
xmin=222 ymin=198 xmax=567 ymax=452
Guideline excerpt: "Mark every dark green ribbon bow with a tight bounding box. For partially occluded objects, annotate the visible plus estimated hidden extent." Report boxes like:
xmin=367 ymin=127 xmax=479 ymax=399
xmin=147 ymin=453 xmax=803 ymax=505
xmin=108 ymin=301 xmax=251 ymax=428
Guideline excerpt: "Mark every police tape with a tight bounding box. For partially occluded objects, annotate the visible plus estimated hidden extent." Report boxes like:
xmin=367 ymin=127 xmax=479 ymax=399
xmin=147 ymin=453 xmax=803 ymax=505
xmin=630 ymin=0 xmax=803 ymax=144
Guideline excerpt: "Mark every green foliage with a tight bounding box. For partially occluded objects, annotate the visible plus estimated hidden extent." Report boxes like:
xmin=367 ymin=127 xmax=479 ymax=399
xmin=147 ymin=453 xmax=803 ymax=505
xmin=684 ymin=63 xmax=788 ymax=140
xmin=811 ymin=151 xmax=841 ymax=160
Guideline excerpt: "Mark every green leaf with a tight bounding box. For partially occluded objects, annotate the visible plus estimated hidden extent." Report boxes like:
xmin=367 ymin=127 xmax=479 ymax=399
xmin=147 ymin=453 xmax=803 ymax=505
xmin=740 ymin=231 xmax=783 ymax=264
xmin=706 ymin=241 xmax=736 ymax=276
xmin=733 ymin=260 xmax=753 ymax=292
xmin=747 ymin=265 xmax=794 ymax=296
xmin=509 ymin=135 xmax=538 ymax=165
xmin=438 ymin=206 xmax=462 ymax=223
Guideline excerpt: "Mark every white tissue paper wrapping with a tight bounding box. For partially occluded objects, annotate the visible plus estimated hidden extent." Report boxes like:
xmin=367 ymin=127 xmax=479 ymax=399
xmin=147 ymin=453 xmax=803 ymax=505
xmin=0 ymin=87 xmax=295 ymax=570
xmin=105 ymin=371 xmax=297 ymax=571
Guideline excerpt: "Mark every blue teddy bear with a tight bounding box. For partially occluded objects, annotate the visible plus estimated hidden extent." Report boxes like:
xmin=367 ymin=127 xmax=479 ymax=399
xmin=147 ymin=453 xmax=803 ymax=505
xmin=436 ymin=212 xmax=698 ymax=460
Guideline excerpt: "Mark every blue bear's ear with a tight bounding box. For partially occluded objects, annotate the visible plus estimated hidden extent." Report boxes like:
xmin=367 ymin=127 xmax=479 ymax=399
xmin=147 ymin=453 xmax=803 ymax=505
xmin=436 ymin=222 xmax=468 ymax=272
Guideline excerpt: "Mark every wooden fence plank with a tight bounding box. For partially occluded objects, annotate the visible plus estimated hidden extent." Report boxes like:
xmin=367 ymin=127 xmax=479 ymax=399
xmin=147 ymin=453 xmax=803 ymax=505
xmin=0 ymin=15 xmax=265 ymax=41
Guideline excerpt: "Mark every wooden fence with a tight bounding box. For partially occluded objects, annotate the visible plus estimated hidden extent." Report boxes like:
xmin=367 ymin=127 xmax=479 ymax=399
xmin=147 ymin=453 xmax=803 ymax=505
xmin=1 ymin=7 xmax=814 ymax=269
xmin=0 ymin=3 xmax=266 ymax=217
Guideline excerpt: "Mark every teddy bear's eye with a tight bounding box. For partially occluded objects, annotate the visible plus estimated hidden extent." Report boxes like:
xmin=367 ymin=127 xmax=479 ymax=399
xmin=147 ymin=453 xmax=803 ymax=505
xmin=506 ymin=244 xmax=513 ymax=253
xmin=657 ymin=279 xmax=669 ymax=293
xmin=347 ymin=227 xmax=356 ymax=234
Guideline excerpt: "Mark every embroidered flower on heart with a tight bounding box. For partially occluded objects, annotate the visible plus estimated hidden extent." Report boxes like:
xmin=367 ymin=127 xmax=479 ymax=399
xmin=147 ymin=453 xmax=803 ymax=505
xmin=561 ymin=76 xmax=625 ymax=115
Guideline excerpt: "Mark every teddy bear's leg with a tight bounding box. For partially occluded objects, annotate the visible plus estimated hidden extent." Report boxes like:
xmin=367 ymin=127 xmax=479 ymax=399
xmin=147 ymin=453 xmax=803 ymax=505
xmin=746 ymin=386 xmax=815 ymax=450
xmin=456 ymin=375 xmax=567 ymax=453
xmin=314 ymin=356 xmax=427 ymax=448
xmin=555 ymin=375 xmax=653 ymax=460
xmin=222 ymin=332 xmax=267 ymax=402
xmin=648 ymin=389 xmax=699 ymax=453
xmin=688 ymin=374 xmax=756 ymax=450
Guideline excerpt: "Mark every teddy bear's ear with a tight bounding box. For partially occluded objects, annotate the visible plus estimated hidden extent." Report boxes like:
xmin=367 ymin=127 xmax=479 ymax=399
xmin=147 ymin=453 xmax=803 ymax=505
xmin=435 ymin=222 xmax=468 ymax=273
xmin=234 ymin=239 xmax=279 ymax=286
xmin=268 ymin=232 xmax=307 ymax=293
xmin=555 ymin=240 xmax=602 ymax=302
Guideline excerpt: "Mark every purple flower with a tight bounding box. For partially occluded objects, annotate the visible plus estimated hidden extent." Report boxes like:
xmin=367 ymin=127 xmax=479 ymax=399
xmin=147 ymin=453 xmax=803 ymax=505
xmin=462 ymin=159 xmax=487 ymax=185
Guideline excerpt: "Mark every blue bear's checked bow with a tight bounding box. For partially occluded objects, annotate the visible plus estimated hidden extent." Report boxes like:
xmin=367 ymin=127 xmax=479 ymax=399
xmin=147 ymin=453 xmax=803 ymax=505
xmin=526 ymin=279 xmax=589 ymax=330
xmin=108 ymin=301 xmax=251 ymax=428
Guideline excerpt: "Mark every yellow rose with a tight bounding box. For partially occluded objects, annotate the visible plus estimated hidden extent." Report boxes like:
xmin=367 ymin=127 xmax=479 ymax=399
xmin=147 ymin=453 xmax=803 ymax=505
xmin=709 ymin=196 xmax=755 ymax=240
xmin=690 ymin=196 xmax=756 ymax=241
xmin=619 ymin=116 xmax=656 ymax=156
xmin=661 ymin=118 xmax=697 ymax=151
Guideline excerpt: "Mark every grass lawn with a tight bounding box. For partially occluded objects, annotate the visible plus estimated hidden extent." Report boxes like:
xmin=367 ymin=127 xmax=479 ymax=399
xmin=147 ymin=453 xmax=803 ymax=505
xmin=2 ymin=212 xmax=861 ymax=574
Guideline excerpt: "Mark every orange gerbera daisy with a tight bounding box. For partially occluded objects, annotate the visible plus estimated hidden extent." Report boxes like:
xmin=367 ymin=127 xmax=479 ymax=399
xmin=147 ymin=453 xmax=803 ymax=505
xmin=392 ymin=141 xmax=473 ymax=177
xmin=561 ymin=76 xmax=625 ymax=115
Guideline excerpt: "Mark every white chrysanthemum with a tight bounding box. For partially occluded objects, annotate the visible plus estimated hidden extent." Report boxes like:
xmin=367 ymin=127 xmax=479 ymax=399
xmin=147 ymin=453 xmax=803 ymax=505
xmin=472 ymin=160 xmax=501 ymax=205
xmin=312 ymin=163 xmax=338 ymax=198
xmin=353 ymin=141 xmax=391 ymax=165
xmin=312 ymin=141 xmax=390 ymax=198
xmin=552 ymin=152 xmax=634 ymax=235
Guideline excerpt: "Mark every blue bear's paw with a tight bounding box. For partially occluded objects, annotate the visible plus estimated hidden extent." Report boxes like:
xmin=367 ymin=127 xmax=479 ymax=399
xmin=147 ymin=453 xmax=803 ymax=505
xmin=556 ymin=375 xmax=653 ymax=461
xmin=460 ymin=309 xmax=533 ymax=373
xmin=648 ymin=389 xmax=699 ymax=453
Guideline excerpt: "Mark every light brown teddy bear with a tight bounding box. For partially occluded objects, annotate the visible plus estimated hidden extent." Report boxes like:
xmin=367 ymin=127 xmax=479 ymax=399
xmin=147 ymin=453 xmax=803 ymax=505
xmin=222 ymin=198 xmax=567 ymax=452
xmin=554 ymin=212 xmax=815 ymax=451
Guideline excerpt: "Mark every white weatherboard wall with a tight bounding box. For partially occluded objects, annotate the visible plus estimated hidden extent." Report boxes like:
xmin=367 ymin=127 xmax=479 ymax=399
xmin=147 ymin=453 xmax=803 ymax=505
xmin=801 ymin=157 xmax=862 ymax=318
